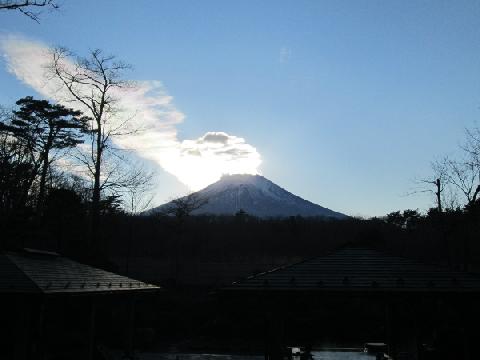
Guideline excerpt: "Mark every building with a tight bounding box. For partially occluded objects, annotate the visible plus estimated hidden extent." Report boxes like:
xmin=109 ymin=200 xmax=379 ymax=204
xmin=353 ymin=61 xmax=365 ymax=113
xmin=0 ymin=248 xmax=160 ymax=360
xmin=219 ymin=247 xmax=480 ymax=360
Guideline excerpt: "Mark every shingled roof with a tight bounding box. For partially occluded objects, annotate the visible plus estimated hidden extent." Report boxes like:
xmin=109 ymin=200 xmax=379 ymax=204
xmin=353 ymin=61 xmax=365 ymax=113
xmin=224 ymin=247 xmax=480 ymax=293
xmin=0 ymin=249 xmax=160 ymax=294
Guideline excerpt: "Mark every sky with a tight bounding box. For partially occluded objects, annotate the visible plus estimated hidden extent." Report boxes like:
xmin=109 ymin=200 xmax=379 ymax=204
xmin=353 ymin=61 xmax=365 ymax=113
xmin=1 ymin=0 xmax=480 ymax=217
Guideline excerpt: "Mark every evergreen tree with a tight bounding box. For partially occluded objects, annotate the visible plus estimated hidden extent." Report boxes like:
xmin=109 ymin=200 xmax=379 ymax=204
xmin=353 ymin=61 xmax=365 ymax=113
xmin=1 ymin=96 xmax=89 ymax=212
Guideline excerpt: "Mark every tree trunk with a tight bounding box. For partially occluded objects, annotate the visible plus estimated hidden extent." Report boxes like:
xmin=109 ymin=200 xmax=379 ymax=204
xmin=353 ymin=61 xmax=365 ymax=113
xmin=37 ymin=157 xmax=48 ymax=210
xmin=435 ymin=178 xmax=442 ymax=212
xmin=37 ymin=131 xmax=53 ymax=215
xmin=90 ymin=124 xmax=102 ymax=252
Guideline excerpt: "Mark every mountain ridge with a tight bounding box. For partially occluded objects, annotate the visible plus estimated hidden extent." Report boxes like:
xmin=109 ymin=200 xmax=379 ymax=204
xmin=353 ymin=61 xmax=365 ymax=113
xmin=148 ymin=174 xmax=347 ymax=219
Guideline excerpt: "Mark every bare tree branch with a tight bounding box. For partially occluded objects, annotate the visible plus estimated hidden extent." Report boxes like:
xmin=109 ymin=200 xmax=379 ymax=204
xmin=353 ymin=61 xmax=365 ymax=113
xmin=0 ymin=0 xmax=59 ymax=22
xmin=161 ymin=193 xmax=209 ymax=220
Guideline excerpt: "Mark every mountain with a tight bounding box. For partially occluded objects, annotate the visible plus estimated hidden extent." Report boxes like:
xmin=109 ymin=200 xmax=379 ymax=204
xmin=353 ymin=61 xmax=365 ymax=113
xmin=149 ymin=174 xmax=347 ymax=219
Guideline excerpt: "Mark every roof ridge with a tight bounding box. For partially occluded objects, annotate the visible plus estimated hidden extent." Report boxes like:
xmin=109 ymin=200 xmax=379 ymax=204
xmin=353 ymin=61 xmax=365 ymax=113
xmin=224 ymin=246 xmax=480 ymax=292
xmin=233 ymin=246 xmax=350 ymax=285
xmin=3 ymin=251 xmax=160 ymax=294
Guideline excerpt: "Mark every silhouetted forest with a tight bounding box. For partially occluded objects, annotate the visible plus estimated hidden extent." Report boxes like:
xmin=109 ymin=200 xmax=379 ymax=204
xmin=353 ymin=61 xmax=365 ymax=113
xmin=2 ymin=95 xmax=480 ymax=280
xmin=2 ymin=205 xmax=480 ymax=277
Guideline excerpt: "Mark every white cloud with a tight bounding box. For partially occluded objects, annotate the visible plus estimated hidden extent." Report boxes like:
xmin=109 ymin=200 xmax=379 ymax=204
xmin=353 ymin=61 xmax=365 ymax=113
xmin=0 ymin=34 xmax=261 ymax=191
xmin=161 ymin=132 xmax=261 ymax=190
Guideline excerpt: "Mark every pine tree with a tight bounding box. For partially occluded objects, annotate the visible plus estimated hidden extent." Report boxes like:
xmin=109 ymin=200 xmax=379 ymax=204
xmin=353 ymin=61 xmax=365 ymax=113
xmin=2 ymin=96 xmax=90 ymax=212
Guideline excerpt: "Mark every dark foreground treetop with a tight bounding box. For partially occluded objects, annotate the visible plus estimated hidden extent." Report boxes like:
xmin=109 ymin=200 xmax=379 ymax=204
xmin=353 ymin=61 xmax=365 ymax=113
xmin=223 ymin=247 xmax=480 ymax=293
xmin=0 ymin=248 xmax=160 ymax=294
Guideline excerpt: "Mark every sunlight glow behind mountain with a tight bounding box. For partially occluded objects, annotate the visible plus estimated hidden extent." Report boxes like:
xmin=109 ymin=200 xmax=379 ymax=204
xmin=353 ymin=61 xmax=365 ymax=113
xmin=0 ymin=35 xmax=261 ymax=191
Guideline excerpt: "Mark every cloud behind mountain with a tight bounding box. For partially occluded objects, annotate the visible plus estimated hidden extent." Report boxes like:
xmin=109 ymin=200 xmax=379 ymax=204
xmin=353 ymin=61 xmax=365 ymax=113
xmin=0 ymin=34 xmax=261 ymax=191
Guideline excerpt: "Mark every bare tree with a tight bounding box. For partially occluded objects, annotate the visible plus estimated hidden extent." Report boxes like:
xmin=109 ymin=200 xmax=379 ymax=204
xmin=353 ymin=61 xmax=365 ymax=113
xmin=463 ymin=126 xmax=480 ymax=205
xmin=410 ymin=159 xmax=448 ymax=212
xmin=464 ymin=126 xmax=480 ymax=164
xmin=443 ymin=157 xmax=480 ymax=206
xmin=433 ymin=127 xmax=480 ymax=208
xmin=49 ymin=47 xmax=133 ymax=244
xmin=161 ymin=192 xmax=208 ymax=221
xmin=0 ymin=0 xmax=58 ymax=22
xmin=124 ymin=181 xmax=155 ymax=215
xmin=420 ymin=126 xmax=480 ymax=211
xmin=104 ymin=158 xmax=155 ymax=215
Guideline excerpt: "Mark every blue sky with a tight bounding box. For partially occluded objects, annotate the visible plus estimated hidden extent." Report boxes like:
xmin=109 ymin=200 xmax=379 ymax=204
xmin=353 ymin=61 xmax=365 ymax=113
xmin=1 ymin=0 xmax=480 ymax=216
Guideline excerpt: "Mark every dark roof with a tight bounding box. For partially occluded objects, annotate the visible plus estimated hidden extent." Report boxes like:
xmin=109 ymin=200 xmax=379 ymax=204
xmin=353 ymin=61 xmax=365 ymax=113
xmin=0 ymin=249 xmax=160 ymax=294
xmin=224 ymin=247 xmax=480 ymax=293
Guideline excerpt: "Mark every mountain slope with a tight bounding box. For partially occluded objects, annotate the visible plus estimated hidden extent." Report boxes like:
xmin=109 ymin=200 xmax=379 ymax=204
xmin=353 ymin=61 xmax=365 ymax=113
xmin=149 ymin=174 xmax=347 ymax=219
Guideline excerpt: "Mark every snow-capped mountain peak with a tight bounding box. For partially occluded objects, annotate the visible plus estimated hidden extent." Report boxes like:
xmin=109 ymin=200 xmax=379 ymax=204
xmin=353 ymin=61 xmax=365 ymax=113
xmin=149 ymin=174 xmax=347 ymax=219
